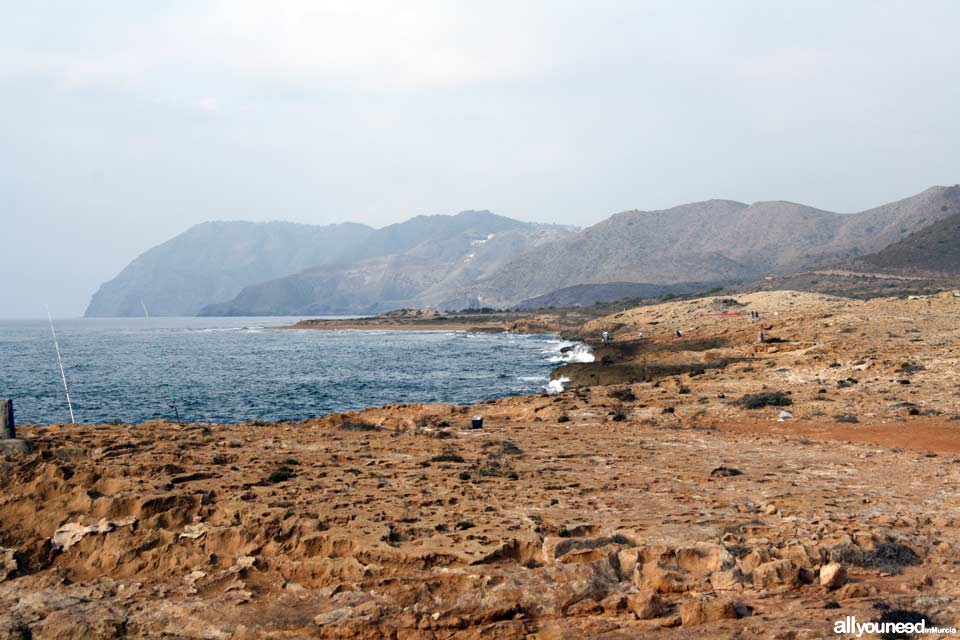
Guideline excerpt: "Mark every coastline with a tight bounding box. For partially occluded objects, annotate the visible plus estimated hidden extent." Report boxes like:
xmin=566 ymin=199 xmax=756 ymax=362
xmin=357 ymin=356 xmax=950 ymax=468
xmin=4 ymin=291 xmax=960 ymax=637
xmin=279 ymin=321 xmax=511 ymax=333
xmin=278 ymin=307 xmax=610 ymax=336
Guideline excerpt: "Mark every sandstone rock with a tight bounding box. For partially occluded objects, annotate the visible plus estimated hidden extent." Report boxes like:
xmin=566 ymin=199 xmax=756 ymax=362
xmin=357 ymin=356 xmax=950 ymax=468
xmin=314 ymin=607 xmax=354 ymax=626
xmin=679 ymin=594 xmax=738 ymax=626
xmin=751 ymin=559 xmax=799 ymax=590
xmin=634 ymin=543 xmax=736 ymax=594
xmin=737 ymin=548 xmax=772 ymax=575
xmin=42 ymin=617 xmax=124 ymax=639
xmin=674 ymin=543 xmax=734 ymax=574
xmin=0 ymin=548 xmax=17 ymax=581
xmin=599 ymin=592 xmax=628 ymax=613
xmin=0 ymin=439 xmax=31 ymax=456
xmin=617 ymin=548 xmax=641 ymax=580
xmin=835 ymin=583 xmax=873 ymax=599
xmin=709 ymin=568 xmax=743 ymax=591
xmin=819 ymin=562 xmax=846 ymax=589
xmin=779 ymin=543 xmax=824 ymax=568
xmin=636 ymin=563 xmax=696 ymax=593
xmin=51 ymin=517 xmax=137 ymax=551
xmin=179 ymin=523 xmax=206 ymax=540
xmin=627 ymin=590 xmax=669 ymax=620
xmin=565 ymin=598 xmax=602 ymax=616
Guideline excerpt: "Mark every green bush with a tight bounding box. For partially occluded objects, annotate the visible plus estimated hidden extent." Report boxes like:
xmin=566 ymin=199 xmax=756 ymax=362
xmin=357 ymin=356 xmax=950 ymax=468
xmin=268 ymin=466 xmax=295 ymax=483
xmin=430 ymin=453 xmax=465 ymax=463
xmin=739 ymin=392 xmax=792 ymax=409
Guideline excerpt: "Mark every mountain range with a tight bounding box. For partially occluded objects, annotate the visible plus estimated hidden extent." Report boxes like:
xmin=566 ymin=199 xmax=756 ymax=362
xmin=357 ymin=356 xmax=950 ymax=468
xmin=85 ymin=185 xmax=960 ymax=317
xmin=198 ymin=212 xmax=571 ymax=316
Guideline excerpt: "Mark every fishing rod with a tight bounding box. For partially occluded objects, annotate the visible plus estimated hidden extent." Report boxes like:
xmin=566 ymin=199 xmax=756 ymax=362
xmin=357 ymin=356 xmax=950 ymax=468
xmin=46 ymin=308 xmax=76 ymax=424
xmin=140 ymin=300 xmax=184 ymax=425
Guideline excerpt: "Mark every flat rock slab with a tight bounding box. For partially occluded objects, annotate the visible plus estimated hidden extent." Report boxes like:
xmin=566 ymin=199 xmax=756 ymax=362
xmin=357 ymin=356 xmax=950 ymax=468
xmin=0 ymin=439 xmax=31 ymax=456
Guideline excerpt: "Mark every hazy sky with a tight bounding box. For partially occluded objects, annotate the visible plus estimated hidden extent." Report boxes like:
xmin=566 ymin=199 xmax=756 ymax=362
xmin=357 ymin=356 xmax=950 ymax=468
xmin=3 ymin=1 xmax=959 ymax=317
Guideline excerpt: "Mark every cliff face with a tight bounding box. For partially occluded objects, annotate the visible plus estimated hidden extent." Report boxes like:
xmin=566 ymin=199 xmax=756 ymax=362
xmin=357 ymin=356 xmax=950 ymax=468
xmin=84 ymin=221 xmax=374 ymax=317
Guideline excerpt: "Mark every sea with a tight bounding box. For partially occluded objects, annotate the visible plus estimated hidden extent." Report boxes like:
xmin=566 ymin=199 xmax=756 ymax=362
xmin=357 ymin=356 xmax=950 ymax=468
xmin=0 ymin=317 xmax=593 ymax=426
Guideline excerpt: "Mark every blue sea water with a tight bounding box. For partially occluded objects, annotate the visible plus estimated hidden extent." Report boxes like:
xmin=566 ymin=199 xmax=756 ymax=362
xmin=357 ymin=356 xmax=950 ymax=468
xmin=0 ymin=317 xmax=577 ymax=426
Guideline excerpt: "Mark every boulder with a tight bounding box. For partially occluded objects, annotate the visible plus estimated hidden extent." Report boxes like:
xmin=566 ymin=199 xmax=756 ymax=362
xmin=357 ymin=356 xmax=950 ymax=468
xmin=636 ymin=563 xmax=696 ymax=593
xmin=627 ymin=590 xmax=670 ymax=620
xmin=751 ymin=559 xmax=800 ymax=590
xmin=819 ymin=562 xmax=846 ymax=590
xmin=836 ymin=583 xmax=873 ymax=600
xmin=680 ymin=594 xmax=738 ymax=626
xmin=709 ymin=568 xmax=743 ymax=591
xmin=737 ymin=548 xmax=772 ymax=575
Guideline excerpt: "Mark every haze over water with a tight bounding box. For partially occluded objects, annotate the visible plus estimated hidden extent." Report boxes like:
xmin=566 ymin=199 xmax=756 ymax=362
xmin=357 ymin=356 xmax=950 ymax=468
xmin=0 ymin=317 xmax=573 ymax=425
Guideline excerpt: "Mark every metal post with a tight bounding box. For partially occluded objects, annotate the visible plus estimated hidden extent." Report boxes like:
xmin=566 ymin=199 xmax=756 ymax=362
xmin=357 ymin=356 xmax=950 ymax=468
xmin=0 ymin=399 xmax=14 ymax=439
xmin=0 ymin=400 xmax=31 ymax=455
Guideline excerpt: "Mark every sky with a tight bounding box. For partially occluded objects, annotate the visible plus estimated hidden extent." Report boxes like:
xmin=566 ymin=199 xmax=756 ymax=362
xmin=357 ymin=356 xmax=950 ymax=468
xmin=2 ymin=1 xmax=959 ymax=317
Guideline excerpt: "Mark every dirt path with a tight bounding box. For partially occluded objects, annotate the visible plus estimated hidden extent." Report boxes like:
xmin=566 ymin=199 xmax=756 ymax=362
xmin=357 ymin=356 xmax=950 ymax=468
xmin=715 ymin=416 xmax=960 ymax=455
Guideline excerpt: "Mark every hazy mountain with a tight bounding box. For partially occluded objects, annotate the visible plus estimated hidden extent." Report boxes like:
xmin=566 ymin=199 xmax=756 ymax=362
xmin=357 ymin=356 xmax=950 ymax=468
xmin=90 ymin=185 xmax=960 ymax=317
xmin=452 ymin=185 xmax=960 ymax=308
xmin=199 ymin=212 xmax=570 ymax=315
xmin=85 ymin=221 xmax=373 ymax=317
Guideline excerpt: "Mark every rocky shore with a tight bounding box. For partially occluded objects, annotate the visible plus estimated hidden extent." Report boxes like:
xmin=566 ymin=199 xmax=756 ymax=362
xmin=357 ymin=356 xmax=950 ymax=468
xmin=2 ymin=291 xmax=960 ymax=638
xmin=282 ymin=307 xmax=604 ymax=335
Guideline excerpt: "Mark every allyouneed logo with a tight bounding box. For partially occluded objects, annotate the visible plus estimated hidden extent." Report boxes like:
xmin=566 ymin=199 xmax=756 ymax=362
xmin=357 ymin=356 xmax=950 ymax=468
xmin=834 ymin=615 xmax=957 ymax=637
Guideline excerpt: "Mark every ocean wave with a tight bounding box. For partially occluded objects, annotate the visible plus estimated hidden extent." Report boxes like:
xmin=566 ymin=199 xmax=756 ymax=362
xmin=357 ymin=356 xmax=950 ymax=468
xmin=518 ymin=375 xmax=549 ymax=382
xmin=545 ymin=342 xmax=595 ymax=364
xmin=545 ymin=377 xmax=569 ymax=394
xmin=187 ymin=326 xmax=264 ymax=333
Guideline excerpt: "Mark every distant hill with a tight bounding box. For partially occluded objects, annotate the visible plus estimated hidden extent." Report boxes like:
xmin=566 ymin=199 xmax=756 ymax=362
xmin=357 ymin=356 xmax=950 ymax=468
xmin=452 ymin=186 xmax=960 ymax=308
xmin=199 ymin=212 xmax=570 ymax=315
xmin=85 ymin=221 xmax=373 ymax=317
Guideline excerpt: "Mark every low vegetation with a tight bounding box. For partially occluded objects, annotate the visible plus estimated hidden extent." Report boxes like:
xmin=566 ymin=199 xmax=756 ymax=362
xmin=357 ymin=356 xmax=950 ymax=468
xmin=739 ymin=392 xmax=793 ymax=409
xmin=267 ymin=466 xmax=295 ymax=483
xmin=340 ymin=420 xmax=379 ymax=432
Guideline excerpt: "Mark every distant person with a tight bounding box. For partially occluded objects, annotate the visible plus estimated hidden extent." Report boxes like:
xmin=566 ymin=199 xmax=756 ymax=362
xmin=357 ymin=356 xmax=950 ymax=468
xmin=675 ymin=328 xmax=683 ymax=338
xmin=602 ymin=331 xmax=609 ymax=343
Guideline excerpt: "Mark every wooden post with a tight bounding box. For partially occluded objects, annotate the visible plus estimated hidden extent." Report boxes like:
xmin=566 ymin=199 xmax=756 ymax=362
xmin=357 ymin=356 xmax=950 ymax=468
xmin=0 ymin=399 xmax=13 ymax=439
